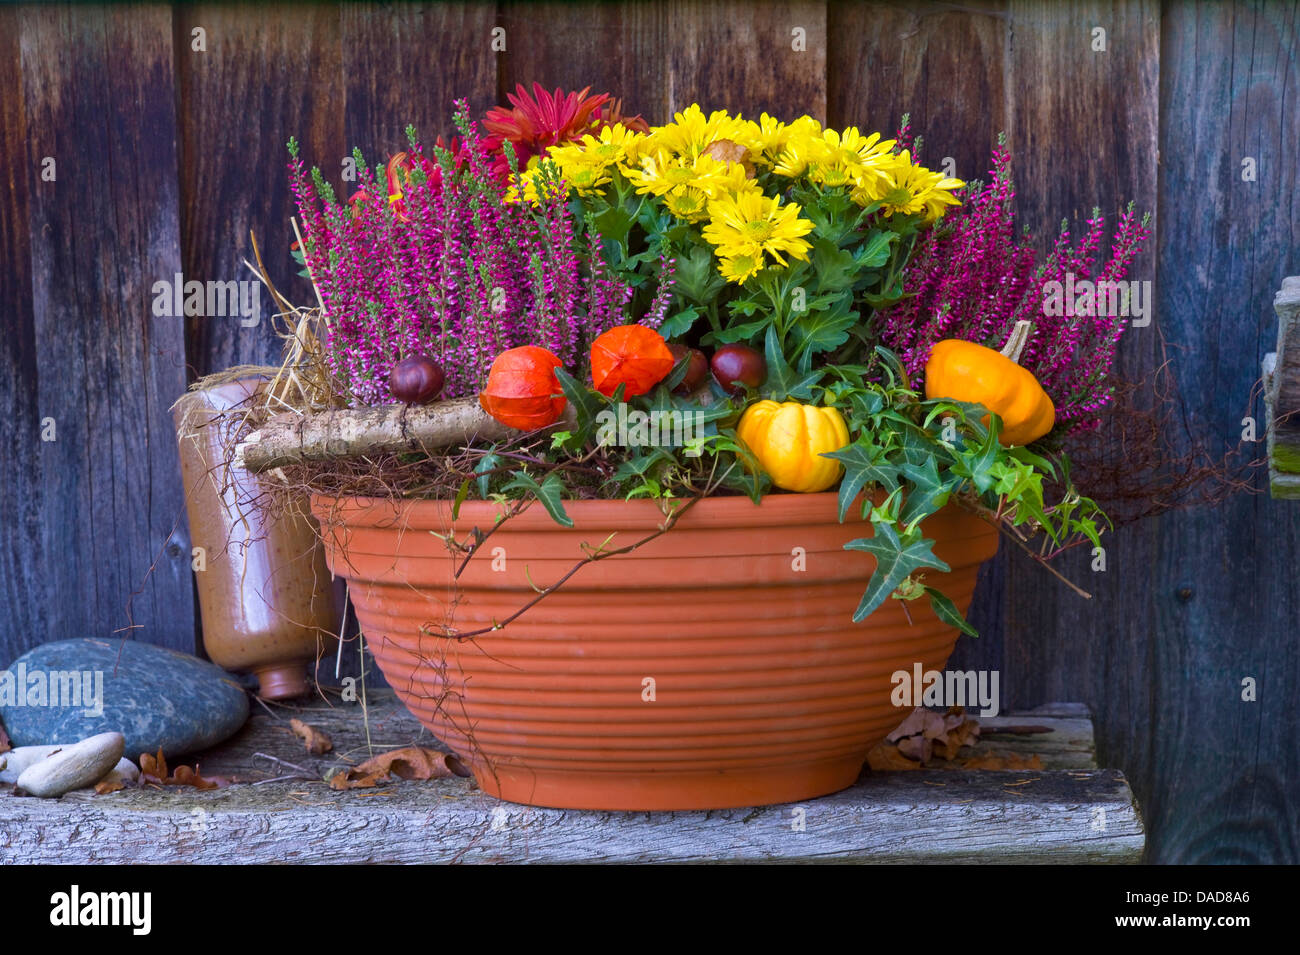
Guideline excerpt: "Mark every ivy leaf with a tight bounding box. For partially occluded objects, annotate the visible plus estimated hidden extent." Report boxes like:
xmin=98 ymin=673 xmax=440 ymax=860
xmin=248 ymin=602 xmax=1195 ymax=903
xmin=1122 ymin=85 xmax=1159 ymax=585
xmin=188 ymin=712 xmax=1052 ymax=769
xmin=923 ymin=586 xmax=979 ymax=637
xmin=872 ymin=346 xmax=911 ymax=392
xmin=825 ymin=438 xmax=901 ymax=521
xmin=898 ymin=457 xmax=955 ymax=527
xmin=959 ymin=414 xmax=1003 ymax=493
xmin=503 ymin=471 xmax=573 ymax=527
xmin=845 ymin=522 xmax=951 ymax=622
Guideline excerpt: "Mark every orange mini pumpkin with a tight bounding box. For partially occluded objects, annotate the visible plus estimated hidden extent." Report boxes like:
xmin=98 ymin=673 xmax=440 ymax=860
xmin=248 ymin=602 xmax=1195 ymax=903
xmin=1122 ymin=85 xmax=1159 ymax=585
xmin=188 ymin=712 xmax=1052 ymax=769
xmin=479 ymin=346 xmax=567 ymax=430
xmin=923 ymin=321 xmax=1055 ymax=446
xmin=590 ymin=325 xmax=675 ymax=397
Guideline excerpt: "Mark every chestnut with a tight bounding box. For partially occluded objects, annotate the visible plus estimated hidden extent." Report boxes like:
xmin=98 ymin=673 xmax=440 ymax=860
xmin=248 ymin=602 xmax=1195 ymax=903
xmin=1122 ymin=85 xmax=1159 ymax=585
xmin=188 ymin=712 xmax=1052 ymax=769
xmin=710 ymin=344 xmax=767 ymax=395
xmin=389 ymin=355 xmax=445 ymax=404
xmin=667 ymin=344 xmax=709 ymax=395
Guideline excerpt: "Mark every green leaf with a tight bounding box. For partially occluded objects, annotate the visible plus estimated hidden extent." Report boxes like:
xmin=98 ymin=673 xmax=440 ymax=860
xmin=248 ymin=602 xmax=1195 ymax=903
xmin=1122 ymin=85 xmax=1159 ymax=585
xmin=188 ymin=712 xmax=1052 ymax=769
xmin=503 ymin=471 xmax=573 ymax=527
xmin=554 ymin=367 xmax=604 ymax=449
xmin=762 ymin=323 xmax=799 ymax=400
xmin=811 ymin=237 xmax=858 ymax=292
xmin=898 ymin=457 xmax=954 ymax=527
xmin=923 ymin=586 xmax=979 ymax=637
xmin=674 ymin=244 xmax=725 ymax=304
xmin=711 ymin=316 xmax=772 ymax=344
xmin=790 ymin=300 xmax=857 ymax=356
xmin=825 ymin=438 xmax=901 ymax=521
xmin=854 ymin=230 xmax=895 ymax=269
xmin=592 ymin=202 xmax=635 ymax=245
xmin=452 ymin=478 xmax=471 ymax=520
xmin=658 ymin=306 xmax=701 ymax=339
xmin=951 ymin=415 xmax=1002 ymax=493
xmin=474 ymin=452 xmax=500 ymax=498
xmin=845 ymin=522 xmax=951 ymax=622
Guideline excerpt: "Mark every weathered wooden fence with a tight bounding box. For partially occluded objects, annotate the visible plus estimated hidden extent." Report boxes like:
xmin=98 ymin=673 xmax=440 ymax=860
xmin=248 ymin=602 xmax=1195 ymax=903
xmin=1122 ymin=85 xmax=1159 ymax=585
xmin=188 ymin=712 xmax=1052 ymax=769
xmin=0 ymin=0 xmax=1296 ymax=863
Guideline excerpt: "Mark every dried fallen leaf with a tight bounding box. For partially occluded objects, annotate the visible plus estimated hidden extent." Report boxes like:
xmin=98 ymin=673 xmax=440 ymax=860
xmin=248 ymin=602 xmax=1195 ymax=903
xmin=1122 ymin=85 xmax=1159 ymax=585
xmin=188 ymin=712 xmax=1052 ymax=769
xmin=290 ymin=718 xmax=334 ymax=755
xmin=138 ymin=748 xmax=230 ymax=789
xmin=94 ymin=779 xmax=125 ymax=795
xmin=897 ymin=735 xmax=933 ymax=763
xmin=920 ymin=710 xmax=949 ymax=742
xmin=139 ymin=748 xmax=168 ymax=785
xmin=866 ymin=741 xmax=924 ymax=772
xmin=329 ymin=747 xmax=468 ymax=790
xmin=0 ymin=721 xmax=11 ymax=756
xmin=885 ymin=708 xmax=928 ymax=743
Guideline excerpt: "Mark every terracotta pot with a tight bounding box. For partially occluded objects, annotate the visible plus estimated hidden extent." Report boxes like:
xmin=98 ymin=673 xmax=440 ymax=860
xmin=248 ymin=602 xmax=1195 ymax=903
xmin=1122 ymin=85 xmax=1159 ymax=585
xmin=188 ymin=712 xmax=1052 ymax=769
xmin=311 ymin=492 xmax=998 ymax=810
xmin=176 ymin=379 xmax=338 ymax=699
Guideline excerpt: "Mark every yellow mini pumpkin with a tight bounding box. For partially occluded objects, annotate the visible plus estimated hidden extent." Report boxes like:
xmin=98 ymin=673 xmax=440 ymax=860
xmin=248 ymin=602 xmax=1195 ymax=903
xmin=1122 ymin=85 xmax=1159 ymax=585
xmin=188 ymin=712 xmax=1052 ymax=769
xmin=923 ymin=321 xmax=1055 ymax=446
xmin=736 ymin=400 xmax=850 ymax=493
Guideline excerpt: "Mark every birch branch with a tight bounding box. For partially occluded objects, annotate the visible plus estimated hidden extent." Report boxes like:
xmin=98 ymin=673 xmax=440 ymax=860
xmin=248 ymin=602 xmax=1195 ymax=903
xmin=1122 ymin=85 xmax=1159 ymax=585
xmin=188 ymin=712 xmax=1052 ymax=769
xmin=234 ymin=398 xmax=574 ymax=472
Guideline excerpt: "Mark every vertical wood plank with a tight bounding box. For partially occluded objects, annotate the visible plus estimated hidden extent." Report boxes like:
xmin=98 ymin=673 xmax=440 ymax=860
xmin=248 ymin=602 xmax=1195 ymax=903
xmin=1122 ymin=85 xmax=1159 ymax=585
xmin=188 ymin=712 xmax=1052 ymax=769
xmin=175 ymin=2 xmax=346 ymax=376
xmin=1149 ymin=0 xmax=1299 ymax=863
xmin=667 ymin=0 xmax=827 ymax=122
xmin=17 ymin=3 xmax=194 ymax=654
xmin=0 ymin=6 xmax=45 ymax=665
xmin=342 ymin=2 xmax=499 ymax=154
xmin=496 ymin=1 xmax=669 ymax=121
xmin=997 ymin=0 xmax=1162 ymax=852
xmin=828 ymin=0 xmax=1008 ymax=185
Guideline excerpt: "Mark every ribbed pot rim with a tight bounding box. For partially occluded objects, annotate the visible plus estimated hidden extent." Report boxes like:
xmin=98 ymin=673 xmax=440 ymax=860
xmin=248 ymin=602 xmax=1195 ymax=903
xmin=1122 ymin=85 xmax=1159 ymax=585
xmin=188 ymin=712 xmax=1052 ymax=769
xmin=311 ymin=489 xmax=993 ymax=536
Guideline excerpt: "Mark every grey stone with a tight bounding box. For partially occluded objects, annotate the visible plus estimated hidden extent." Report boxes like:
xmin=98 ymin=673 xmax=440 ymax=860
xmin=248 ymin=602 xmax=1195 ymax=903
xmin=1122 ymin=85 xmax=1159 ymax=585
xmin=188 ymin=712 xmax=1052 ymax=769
xmin=0 ymin=639 xmax=249 ymax=758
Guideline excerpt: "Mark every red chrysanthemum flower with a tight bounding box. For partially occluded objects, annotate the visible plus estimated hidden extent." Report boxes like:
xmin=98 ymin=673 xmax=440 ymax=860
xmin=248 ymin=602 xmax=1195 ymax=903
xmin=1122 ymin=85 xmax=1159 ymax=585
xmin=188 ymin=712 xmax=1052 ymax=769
xmin=482 ymin=83 xmax=649 ymax=177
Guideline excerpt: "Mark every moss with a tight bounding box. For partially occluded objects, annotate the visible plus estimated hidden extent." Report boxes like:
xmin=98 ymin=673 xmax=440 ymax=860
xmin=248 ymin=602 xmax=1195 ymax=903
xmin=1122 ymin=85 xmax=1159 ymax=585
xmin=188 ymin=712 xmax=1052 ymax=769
xmin=1272 ymin=442 xmax=1300 ymax=473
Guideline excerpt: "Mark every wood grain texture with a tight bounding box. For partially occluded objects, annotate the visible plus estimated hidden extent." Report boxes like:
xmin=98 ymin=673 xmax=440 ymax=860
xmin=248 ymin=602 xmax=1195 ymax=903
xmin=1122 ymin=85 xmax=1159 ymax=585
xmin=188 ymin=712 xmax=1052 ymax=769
xmin=0 ymin=6 xmax=46 ymax=667
xmin=667 ymin=0 xmax=827 ymax=121
xmin=342 ymin=1 xmax=498 ymax=155
xmin=0 ymin=692 xmax=1143 ymax=864
xmin=13 ymin=4 xmax=194 ymax=658
xmin=0 ymin=770 xmax=1143 ymax=864
xmin=496 ymin=1 xmax=669 ymax=121
xmin=828 ymin=0 xmax=1009 ymax=185
xmin=1147 ymin=0 xmax=1300 ymax=864
xmin=175 ymin=3 xmax=346 ymax=375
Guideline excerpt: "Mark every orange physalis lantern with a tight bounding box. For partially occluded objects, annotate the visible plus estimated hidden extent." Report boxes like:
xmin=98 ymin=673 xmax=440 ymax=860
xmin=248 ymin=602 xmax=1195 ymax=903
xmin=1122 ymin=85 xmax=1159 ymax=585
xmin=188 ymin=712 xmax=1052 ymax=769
xmin=479 ymin=346 xmax=568 ymax=431
xmin=590 ymin=325 xmax=674 ymax=398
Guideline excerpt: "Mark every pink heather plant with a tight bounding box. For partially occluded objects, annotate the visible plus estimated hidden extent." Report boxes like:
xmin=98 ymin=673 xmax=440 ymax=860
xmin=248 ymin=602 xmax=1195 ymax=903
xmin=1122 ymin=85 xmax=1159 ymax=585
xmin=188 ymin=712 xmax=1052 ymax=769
xmin=287 ymin=101 xmax=648 ymax=406
xmin=874 ymin=142 xmax=1152 ymax=434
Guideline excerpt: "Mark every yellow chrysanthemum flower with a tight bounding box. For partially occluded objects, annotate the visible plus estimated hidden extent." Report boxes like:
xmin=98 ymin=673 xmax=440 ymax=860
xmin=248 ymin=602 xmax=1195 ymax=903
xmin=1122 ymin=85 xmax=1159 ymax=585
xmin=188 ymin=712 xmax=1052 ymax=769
xmin=645 ymin=104 xmax=751 ymax=160
xmin=702 ymin=191 xmax=814 ymax=282
xmin=771 ymin=121 xmax=830 ymax=178
xmin=628 ymin=151 xmax=762 ymax=222
xmin=663 ymin=186 xmax=712 ymax=222
xmin=862 ymin=150 xmax=964 ymax=219
xmin=718 ymin=252 xmax=764 ymax=284
xmin=809 ymin=127 xmax=897 ymax=189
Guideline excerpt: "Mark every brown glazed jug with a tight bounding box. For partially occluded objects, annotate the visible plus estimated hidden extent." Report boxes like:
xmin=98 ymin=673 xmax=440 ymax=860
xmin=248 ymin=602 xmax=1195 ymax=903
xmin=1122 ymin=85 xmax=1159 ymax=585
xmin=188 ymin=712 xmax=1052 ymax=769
xmin=175 ymin=378 xmax=337 ymax=699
